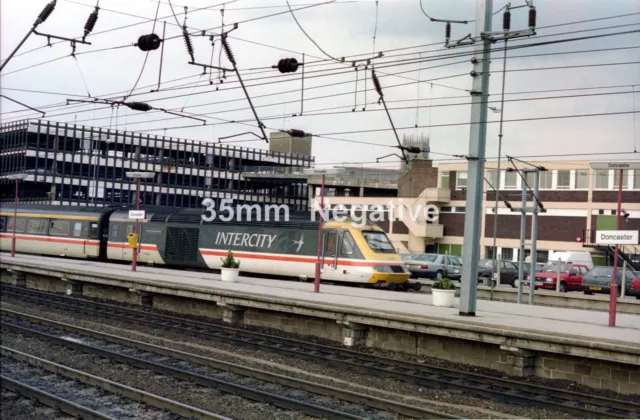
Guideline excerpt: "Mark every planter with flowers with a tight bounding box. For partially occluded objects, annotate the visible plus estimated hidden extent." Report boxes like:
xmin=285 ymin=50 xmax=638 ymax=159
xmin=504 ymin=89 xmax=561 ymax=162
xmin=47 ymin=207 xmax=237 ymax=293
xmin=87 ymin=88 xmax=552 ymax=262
xmin=432 ymin=277 xmax=456 ymax=307
xmin=220 ymin=251 xmax=240 ymax=282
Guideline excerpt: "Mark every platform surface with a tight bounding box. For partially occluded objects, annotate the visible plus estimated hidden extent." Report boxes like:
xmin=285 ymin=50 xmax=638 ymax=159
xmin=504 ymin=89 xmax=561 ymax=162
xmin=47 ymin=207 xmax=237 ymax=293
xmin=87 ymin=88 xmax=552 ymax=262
xmin=2 ymin=253 xmax=639 ymax=347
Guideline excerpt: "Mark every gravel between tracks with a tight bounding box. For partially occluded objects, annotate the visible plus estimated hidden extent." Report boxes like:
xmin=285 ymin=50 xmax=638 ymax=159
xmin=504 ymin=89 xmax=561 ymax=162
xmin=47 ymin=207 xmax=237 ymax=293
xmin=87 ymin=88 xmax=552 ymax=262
xmin=1 ymin=389 xmax=75 ymax=420
xmin=1 ymin=330 xmax=313 ymax=420
xmin=1 ymin=298 xmax=581 ymax=419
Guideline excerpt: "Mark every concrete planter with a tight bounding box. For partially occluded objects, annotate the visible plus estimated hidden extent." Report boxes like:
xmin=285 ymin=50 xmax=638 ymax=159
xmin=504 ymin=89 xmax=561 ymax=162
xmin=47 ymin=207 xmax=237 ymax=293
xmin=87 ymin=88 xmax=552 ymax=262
xmin=432 ymin=289 xmax=456 ymax=307
xmin=221 ymin=268 xmax=239 ymax=282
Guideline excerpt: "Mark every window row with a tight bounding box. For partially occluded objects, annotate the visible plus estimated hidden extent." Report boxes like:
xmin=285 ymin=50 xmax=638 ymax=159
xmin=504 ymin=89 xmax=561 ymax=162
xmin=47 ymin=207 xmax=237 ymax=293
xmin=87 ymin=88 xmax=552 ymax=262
xmin=1 ymin=217 xmax=98 ymax=238
xmin=446 ymin=169 xmax=640 ymax=190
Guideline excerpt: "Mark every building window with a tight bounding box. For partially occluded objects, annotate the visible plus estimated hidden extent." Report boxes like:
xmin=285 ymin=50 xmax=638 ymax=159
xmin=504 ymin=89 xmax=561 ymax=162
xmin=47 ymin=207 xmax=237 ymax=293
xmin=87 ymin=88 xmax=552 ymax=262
xmin=575 ymin=170 xmax=589 ymax=189
xmin=456 ymin=171 xmax=467 ymax=189
xmin=440 ymin=206 xmax=453 ymax=213
xmin=28 ymin=219 xmax=48 ymax=235
xmin=455 ymin=207 xmax=466 ymax=213
xmin=556 ymin=170 xmax=571 ymax=189
xmin=486 ymin=170 xmax=499 ymax=190
xmin=485 ymin=246 xmax=495 ymax=260
xmin=50 ymin=220 xmax=70 ymax=236
xmin=594 ymin=170 xmax=609 ymax=189
xmin=634 ymin=170 xmax=640 ymax=190
xmin=612 ymin=169 xmax=629 ymax=189
xmin=440 ymin=171 xmax=450 ymax=189
xmin=525 ymin=171 xmax=551 ymax=189
xmin=504 ymin=171 xmax=518 ymax=189
xmin=501 ymin=248 xmax=514 ymax=261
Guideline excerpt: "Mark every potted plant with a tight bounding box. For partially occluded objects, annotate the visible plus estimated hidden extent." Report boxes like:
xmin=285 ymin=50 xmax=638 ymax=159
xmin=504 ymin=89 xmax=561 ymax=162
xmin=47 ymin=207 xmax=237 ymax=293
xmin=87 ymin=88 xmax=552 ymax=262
xmin=220 ymin=251 xmax=240 ymax=282
xmin=431 ymin=277 xmax=456 ymax=307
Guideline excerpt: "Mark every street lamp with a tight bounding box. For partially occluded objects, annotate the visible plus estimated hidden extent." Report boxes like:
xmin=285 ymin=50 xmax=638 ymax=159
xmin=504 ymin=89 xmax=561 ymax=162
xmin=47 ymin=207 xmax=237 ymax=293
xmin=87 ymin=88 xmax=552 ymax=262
xmin=7 ymin=173 xmax=29 ymax=257
xmin=125 ymin=172 xmax=155 ymax=271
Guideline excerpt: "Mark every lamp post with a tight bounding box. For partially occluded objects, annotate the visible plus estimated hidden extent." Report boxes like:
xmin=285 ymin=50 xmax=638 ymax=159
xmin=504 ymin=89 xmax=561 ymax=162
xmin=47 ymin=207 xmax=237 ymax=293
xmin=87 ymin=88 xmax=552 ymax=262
xmin=7 ymin=174 xmax=29 ymax=257
xmin=125 ymin=172 xmax=155 ymax=271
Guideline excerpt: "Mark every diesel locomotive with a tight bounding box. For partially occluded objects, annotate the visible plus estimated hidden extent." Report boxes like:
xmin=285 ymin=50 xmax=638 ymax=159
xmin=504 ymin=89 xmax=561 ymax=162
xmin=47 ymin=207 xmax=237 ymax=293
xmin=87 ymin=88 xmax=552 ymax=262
xmin=0 ymin=204 xmax=420 ymax=291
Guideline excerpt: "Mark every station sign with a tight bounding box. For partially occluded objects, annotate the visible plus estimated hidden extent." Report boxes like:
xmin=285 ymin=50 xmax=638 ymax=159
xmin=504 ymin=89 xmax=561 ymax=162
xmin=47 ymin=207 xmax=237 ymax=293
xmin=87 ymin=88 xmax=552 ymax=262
xmin=595 ymin=230 xmax=639 ymax=245
xmin=589 ymin=161 xmax=640 ymax=170
xmin=128 ymin=210 xmax=146 ymax=220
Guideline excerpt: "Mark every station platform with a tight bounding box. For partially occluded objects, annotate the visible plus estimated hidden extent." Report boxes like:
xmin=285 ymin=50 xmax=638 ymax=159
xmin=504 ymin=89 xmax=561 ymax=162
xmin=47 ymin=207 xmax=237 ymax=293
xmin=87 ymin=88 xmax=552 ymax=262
xmin=1 ymin=253 xmax=639 ymax=395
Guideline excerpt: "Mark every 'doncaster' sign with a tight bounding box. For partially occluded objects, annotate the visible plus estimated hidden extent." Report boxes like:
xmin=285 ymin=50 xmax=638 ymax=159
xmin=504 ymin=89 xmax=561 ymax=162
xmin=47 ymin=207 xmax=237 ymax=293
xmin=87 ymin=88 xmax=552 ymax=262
xmin=595 ymin=230 xmax=639 ymax=245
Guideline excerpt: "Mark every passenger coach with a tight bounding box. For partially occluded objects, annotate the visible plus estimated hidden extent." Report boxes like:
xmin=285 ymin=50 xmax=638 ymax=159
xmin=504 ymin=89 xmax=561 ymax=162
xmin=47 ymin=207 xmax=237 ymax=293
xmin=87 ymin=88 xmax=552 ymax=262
xmin=0 ymin=204 xmax=116 ymax=259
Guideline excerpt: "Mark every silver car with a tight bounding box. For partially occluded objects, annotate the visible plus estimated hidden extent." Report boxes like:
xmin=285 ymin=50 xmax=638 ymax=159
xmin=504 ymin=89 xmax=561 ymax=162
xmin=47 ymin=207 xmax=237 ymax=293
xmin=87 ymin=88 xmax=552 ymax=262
xmin=401 ymin=253 xmax=463 ymax=280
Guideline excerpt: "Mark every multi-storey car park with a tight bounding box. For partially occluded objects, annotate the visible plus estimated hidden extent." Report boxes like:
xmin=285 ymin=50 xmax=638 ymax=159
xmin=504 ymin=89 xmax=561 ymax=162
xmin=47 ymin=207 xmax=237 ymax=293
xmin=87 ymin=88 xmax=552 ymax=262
xmin=0 ymin=119 xmax=314 ymax=210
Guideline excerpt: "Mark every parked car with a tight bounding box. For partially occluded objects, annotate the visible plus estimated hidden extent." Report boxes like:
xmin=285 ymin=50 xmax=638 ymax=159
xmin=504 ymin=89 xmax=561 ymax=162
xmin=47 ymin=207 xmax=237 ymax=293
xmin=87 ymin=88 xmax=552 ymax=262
xmin=512 ymin=261 xmax=543 ymax=277
xmin=401 ymin=253 xmax=462 ymax=280
xmin=477 ymin=259 xmax=520 ymax=287
xmin=583 ymin=267 xmax=640 ymax=298
xmin=524 ymin=261 xmax=589 ymax=292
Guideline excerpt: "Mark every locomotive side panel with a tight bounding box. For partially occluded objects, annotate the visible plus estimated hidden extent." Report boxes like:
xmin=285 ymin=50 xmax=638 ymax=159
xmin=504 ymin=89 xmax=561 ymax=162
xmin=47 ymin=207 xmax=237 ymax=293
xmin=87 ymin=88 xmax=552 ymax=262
xmin=199 ymin=223 xmax=320 ymax=278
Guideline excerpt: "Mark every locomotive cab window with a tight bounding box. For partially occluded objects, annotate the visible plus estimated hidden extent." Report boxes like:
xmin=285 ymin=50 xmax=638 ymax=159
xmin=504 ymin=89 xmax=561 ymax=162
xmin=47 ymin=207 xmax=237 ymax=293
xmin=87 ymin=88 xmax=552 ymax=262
xmin=50 ymin=220 xmax=70 ymax=236
xmin=73 ymin=222 xmax=83 ymax=237
xmin=28 ymin=219 xmax=48 ymax=235
xmin=7 ymin=218 xmax=25 ymax=233
xmin=362 ymin=231 xmax=395 ymax=253
xmin=89 ymin=223 xmax=99 ymax=239
xmin=341 ymin=232 xmax=355 ymax=255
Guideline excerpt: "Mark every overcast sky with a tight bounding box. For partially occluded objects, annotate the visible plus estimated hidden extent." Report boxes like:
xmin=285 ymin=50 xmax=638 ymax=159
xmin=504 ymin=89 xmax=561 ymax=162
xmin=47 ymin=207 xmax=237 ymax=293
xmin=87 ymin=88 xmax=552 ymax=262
xmin=1 ymin=0 xmax=639 ymax=169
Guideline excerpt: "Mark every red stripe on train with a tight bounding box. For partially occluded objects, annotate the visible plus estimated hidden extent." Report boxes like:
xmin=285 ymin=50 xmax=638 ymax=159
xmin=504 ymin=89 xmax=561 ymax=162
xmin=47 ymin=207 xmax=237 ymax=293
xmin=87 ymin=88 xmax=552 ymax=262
xmin=199 ymin=249 xmax=405 ymax=267
xmin=0 ymin=233 xmax=99 ymax=245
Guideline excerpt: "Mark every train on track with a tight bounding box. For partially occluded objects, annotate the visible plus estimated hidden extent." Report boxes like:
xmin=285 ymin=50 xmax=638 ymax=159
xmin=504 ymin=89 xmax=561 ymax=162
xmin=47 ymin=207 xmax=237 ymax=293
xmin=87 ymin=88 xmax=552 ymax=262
xmin=0 ymin=204 xmax=420 ymax=291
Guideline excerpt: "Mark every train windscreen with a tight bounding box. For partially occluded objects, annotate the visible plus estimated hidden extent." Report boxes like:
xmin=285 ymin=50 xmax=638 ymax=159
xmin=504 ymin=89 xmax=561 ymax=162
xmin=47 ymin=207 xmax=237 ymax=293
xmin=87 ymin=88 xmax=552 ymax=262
xmin=362 ymin=231 xmax=395 ymax=253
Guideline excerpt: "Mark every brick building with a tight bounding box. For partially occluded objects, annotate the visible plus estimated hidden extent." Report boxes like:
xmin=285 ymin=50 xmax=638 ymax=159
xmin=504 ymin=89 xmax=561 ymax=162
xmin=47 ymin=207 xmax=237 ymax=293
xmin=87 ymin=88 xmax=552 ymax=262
xmin=437 ymin=160 xmax=640 ymax=265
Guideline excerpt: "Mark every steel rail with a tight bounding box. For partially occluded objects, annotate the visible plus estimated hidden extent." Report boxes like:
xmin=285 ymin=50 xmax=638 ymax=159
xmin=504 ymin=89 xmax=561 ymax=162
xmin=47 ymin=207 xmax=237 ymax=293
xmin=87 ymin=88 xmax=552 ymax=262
xmin=1 ymin=345 xmax=231 ymax=420
xmin=0 ymin=375 xmax=115 ymax=420
xmin=2 ymin=285 xmax=639 ymax=418
xmin=1 ymin=309 xmax=458 ymax=419
xmin=0 ymin=319 xmax=370 ymax=420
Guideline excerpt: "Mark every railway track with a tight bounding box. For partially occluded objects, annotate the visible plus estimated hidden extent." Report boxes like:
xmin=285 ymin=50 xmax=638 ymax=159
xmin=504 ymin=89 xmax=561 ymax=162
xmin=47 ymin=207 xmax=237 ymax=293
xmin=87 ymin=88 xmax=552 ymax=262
xmin=1 ymin=309 xmax=457 ymax=420
xmin=1 ymin=345 xmax=228 ymax=420
xmin=3 ymin=284 xmax=640 ymax=419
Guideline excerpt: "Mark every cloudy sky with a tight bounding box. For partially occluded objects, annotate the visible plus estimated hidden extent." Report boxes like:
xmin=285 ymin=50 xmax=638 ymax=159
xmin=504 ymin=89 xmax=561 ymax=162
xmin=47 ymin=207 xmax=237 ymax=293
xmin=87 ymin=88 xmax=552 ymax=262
xmin=1 ymin=0 xmax=639 ymax=169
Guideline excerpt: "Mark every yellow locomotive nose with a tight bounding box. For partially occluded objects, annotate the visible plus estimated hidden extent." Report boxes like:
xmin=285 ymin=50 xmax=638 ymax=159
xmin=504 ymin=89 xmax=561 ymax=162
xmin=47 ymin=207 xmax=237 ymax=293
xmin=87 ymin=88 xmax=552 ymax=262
xmin=370 ymin=264 xmax=411 ymax=284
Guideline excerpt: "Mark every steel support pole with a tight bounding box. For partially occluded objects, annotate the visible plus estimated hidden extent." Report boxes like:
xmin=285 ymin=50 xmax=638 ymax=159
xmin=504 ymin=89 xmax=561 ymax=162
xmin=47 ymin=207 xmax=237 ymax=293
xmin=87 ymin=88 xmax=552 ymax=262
xmin=609 ymin=169 xmax=623 ymax=326
xmin=132 ymin=178 xmax=140 ymax=272
xmin=516 ymin=177 xmax=526 ymax=304
xmin=459 ymin=0 xmax=494 ymax=316
xmin=314 ymin=175 xmax=325 ymax=293
xmin=529 ymin=170 xmax=540 ymax=305
xmin=11 ymin=180 xmax=19 ymax=257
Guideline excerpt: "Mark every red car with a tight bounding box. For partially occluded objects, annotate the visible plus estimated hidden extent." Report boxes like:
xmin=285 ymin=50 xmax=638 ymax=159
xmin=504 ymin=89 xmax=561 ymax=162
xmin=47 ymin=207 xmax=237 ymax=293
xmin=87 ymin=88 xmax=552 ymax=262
xmin=628 ymin=276 xmax=640 ymax=299
xmin=525 ymin=262 xmax=590 ymax=292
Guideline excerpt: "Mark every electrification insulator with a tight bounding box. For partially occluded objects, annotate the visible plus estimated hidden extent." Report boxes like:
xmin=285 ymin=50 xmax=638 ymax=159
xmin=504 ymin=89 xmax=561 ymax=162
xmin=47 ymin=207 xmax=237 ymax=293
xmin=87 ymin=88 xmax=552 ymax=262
xmin=528 ymin=6 xmax=536 ymax=28
xmin=277 ymin=58 xmax=299 ymax=73
xmin=83 ymin=6 xmax=99 ymax=41
xmin=35 ymin=0 xmax=56 ymax=26
xmin=445 ymin=22 xmax=451 ymax=40
xmin=371 ymin=70 xmax=383 ymax=97
xmin=403 ymin=146 xmax=422 ymax=154
xmin=286 ymin=129 xmax=306 ymax=137
xmin=137 ymin=34 xmax=161 ymax=51
xmin=183 ymin=28 xmax=194 ymax=62
xmin=503 ymin=10 xmax=511 ymax=31
xmin=125 ymin=102 xmax=152 ymax=112
xmin=222 ymin=36 xmax=236 ymax=66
